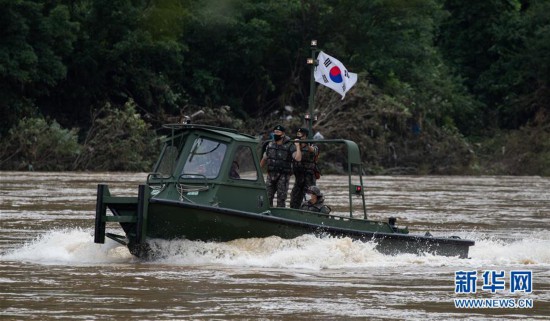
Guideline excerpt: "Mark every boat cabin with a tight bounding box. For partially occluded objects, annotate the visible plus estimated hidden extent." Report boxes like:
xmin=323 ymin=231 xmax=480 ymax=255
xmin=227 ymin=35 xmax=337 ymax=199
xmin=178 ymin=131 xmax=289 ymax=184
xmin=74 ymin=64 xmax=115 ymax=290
xmin=147 ymin=124 xmax=270 ymax=213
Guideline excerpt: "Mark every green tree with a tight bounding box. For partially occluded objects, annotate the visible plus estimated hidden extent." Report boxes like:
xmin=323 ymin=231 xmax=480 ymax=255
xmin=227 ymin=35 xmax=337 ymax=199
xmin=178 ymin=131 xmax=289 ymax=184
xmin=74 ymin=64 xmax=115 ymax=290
xmin=0 ymin=0 xmax=78 ymax=134
xmin=438 ymin=0 xmax=522 ymax=129
xmin=478 ymin=0 xmax=550 ymax=128
xmin=0 ymin=117 xmax=80 ymax=171
xmin=45 ymin=0 xmax=188 ymax=129
xmin=180 ymin=0 xmax=309 ymax=117
xmin=316 ymin=0 xmax=479 ymax=134
xmin=74 ymin=99 xmax=158 ymax=171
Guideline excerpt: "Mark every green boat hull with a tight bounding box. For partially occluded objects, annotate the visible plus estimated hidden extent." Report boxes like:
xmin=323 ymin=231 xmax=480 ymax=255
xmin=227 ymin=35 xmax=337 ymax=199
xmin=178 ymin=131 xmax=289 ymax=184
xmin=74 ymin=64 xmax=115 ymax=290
xmin=145 ymin=198 xmax=473 ymax=258
xmin=95 ymin=185 xmax=473 ymax=259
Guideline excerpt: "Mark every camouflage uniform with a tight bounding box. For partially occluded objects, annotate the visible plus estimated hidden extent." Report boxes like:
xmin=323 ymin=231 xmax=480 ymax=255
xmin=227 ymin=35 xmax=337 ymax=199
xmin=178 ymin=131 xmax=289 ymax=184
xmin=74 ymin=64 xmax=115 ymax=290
xmin=264 ymin=137 xmax=295 ymax=207
xmin=300 ymin=199 xmax=331 ymax=214
xmin=290 ymin=143 xmax=319 ymax=209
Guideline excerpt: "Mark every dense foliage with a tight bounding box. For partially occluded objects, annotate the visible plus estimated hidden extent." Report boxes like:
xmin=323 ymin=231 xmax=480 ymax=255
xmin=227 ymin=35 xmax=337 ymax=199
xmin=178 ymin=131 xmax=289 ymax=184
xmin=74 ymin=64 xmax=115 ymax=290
xmin=0 ymin=0 xmax=548 ymax=174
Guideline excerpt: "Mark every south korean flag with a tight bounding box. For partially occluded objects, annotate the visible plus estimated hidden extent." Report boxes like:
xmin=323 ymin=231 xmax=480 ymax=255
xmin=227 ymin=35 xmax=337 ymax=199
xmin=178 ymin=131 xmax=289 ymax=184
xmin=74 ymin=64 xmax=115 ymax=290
xmin=314 ymin=51 xmax=358 ymax=99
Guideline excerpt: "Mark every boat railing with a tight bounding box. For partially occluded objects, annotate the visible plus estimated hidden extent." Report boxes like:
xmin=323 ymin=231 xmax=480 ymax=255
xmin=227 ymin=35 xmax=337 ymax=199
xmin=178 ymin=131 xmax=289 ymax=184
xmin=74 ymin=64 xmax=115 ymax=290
xmin=162 ymin=123 xmax=258 ymax=140
xmin=147 ymin=172 xmax=172 ymax=185
xmin=163 ymin=123 xmax=240 ymax=133
xmin=292 ymin=138 xmax=367 ymax=219
xmin=177 ymin=173 xmax=210 ymax=192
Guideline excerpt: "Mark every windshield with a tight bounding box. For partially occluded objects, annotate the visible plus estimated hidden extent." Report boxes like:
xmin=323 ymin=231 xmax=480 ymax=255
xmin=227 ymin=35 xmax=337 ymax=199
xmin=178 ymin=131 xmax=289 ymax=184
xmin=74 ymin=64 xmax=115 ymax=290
xmin=154 ymin=145 xmax=179 ymax=177
xmin=152 ymin=133 xmax=187 ymax=177
xmin=181 ymin=138 xmax=227 ymax=178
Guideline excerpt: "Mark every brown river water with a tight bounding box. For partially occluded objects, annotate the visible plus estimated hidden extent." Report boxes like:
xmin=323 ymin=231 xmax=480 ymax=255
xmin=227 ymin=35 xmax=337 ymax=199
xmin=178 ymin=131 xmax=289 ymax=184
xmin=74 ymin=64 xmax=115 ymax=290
xmin=0 ymin=172 xmax=549 ymax=320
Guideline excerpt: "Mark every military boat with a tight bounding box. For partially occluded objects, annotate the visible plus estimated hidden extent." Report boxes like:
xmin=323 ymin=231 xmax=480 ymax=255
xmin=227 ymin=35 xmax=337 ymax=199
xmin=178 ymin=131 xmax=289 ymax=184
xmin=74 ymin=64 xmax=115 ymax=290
xmin=94 ymin=123 xmax=474 ymax=258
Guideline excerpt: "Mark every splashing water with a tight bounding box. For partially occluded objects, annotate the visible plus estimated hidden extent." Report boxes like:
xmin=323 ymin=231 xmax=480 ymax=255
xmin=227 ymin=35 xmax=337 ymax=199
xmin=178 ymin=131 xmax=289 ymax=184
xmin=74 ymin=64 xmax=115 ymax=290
xmin=3 ymin=228 xmax=549 ymax=269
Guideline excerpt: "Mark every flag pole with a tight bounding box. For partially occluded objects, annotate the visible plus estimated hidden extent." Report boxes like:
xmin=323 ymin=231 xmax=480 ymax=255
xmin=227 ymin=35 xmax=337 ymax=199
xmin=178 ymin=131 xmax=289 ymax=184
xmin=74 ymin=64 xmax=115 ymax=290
xmin=307 ymin=40 xmax=318 ymax=134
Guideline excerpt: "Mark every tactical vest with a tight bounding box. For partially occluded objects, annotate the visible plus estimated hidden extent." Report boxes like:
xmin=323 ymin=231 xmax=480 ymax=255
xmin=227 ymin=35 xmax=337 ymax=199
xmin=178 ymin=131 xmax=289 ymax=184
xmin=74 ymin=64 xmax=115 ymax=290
xmin=266 ymin=139 xmax=293 ymax=174
xmin=293 ymin=144 xmax=317 ymax=173
xmin=300 ymin=200 xmax=330 ymax=214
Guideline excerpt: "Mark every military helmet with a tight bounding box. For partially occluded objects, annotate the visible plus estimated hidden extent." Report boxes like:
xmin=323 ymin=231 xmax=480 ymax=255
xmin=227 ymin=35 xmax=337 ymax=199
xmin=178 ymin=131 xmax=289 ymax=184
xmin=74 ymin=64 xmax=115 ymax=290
xmin=307 ymin=186 xmax=323 ymax=197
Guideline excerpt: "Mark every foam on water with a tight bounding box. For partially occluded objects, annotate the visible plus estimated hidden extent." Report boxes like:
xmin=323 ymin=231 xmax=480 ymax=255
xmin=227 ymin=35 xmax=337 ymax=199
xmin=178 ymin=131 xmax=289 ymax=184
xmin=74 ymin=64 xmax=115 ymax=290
xmin=1 ymin=228 xmax=134 ymax=264
xmin=2 ymin=228 xmax=549 ymax=269
xmin=470 ymin=233 xmax=550 ymax=266
xmin=147 ymin=234 xmax=386 ymax=269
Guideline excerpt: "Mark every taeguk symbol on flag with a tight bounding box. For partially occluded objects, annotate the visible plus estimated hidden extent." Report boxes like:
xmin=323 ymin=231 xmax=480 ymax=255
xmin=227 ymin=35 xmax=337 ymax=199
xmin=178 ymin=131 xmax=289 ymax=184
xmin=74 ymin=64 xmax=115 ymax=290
xmin=329 ymin=66 xmax=343 ymax=83
xmin=314 ymin=51 xmax=357 ymax=99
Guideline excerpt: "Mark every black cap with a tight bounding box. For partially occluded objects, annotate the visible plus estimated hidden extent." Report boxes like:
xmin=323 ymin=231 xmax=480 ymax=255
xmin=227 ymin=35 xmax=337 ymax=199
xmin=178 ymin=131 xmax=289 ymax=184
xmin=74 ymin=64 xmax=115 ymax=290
xmin=297 ymin=127 xmax=309 ymax=137
xmin=273 ymin=124 xmax=285 ymax=132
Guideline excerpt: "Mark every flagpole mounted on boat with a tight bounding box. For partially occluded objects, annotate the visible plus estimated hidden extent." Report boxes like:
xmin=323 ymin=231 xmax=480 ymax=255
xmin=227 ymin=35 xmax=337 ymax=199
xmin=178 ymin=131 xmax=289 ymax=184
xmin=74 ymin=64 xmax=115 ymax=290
xmin=306 ymin=40 xmax=319 ymax=134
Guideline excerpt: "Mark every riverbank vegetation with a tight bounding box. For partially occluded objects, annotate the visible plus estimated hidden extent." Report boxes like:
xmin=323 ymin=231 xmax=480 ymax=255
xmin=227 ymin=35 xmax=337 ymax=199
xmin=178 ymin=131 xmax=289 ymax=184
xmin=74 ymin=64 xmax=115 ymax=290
xmin=0 ymin=0 xmax=548 ymax=175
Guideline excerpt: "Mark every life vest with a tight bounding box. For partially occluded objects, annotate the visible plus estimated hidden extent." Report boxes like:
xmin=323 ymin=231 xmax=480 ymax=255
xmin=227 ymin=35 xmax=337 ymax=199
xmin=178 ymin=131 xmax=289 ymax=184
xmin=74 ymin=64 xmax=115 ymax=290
xmin=265 ymin=138 xmax=293 ymax=174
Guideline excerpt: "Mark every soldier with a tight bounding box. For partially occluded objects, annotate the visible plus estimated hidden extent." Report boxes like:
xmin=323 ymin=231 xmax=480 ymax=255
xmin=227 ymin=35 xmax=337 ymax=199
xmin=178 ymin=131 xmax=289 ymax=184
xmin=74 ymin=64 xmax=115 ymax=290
xmin=290 ymin=127 xmax=319 ymax=209
xmin=300 ymin=186 xmax=331 ymax=214
xmin=260 ymin=125 xmax=301 ymax=207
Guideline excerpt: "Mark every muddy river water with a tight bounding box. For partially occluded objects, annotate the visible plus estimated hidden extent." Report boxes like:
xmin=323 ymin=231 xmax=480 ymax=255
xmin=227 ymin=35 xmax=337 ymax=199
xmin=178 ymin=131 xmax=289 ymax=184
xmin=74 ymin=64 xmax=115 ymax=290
xmin=0 ymin=172 xmax=549 ymax=320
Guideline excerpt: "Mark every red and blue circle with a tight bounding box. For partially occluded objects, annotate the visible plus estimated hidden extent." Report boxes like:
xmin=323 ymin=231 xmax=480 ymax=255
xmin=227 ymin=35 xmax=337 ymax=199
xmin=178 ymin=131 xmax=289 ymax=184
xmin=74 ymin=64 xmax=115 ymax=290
xmin=329 ymin=66 xmax=343 ymax=83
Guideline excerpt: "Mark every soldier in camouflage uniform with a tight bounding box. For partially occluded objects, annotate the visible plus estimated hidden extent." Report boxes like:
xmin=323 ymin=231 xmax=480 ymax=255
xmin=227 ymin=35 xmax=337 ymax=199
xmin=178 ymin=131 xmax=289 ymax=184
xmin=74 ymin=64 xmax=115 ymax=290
xmin=290 ymin=128 xmax=319 ymax=209
xmin=260 ymin=125 xmax=301 ymax=207
xmin=300 ymin=186 xmax=331 ymax=214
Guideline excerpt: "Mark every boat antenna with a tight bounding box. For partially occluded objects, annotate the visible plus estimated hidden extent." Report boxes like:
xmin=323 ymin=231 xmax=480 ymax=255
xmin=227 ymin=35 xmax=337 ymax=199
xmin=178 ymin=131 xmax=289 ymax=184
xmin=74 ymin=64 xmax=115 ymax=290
xmin=306 ymin=40 xmax=319 ymax=134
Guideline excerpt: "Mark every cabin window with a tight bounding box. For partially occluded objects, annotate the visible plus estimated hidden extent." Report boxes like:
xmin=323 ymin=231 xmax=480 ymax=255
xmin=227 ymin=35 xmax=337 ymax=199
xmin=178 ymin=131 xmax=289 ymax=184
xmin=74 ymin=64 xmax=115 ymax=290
xmin=230 ymin=146 xmax=258 ymax=180
xmin=181 ymin=138 xmax=227 ymax=178
xmin=155 ymin=145 xmax=179 ymax=177
xmin=153 ymin=133 xmax=188 ymax=177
